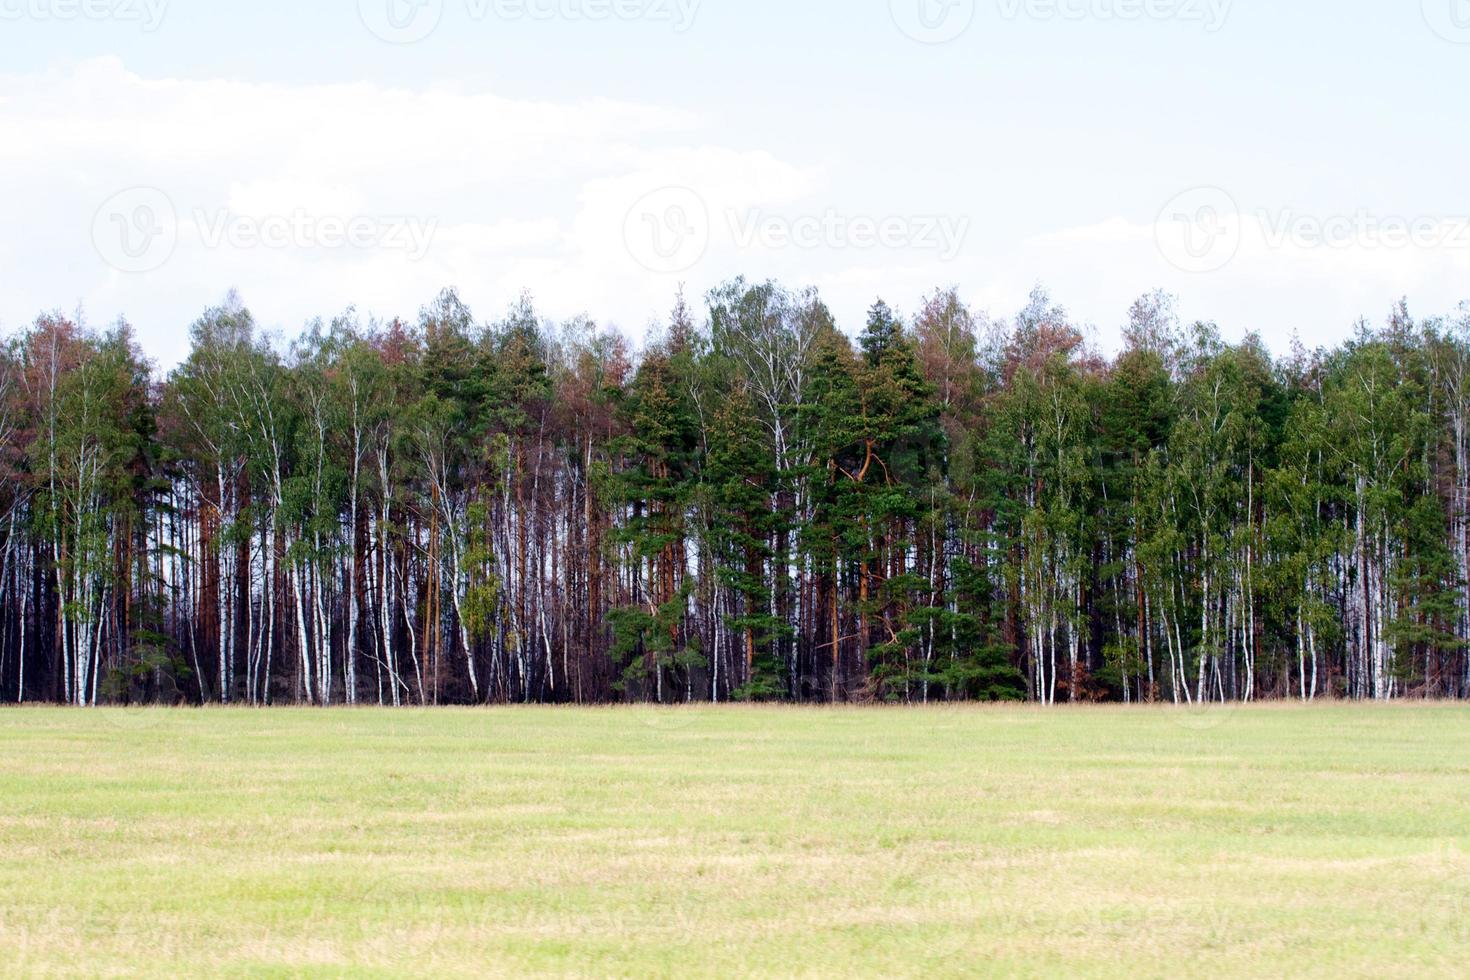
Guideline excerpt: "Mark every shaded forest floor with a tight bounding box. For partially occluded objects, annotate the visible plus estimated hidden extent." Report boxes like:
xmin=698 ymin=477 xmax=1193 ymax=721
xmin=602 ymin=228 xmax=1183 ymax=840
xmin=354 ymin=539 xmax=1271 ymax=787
xmin=0 ymin=704 xmax=1467 ymax=977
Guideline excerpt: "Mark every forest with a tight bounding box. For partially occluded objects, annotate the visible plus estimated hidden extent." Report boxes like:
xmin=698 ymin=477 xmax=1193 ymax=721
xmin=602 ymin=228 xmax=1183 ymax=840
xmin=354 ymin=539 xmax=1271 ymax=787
xmin=1 ymin=281 xmax=1466 ymax=708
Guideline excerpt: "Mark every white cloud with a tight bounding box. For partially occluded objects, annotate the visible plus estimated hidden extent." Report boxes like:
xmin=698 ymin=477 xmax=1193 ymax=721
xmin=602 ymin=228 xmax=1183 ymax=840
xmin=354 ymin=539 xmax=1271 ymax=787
xmin=3 ymin=57 xmax=1465 ymax=365
xmin=0 ymin=57 xmax=818 ymax=362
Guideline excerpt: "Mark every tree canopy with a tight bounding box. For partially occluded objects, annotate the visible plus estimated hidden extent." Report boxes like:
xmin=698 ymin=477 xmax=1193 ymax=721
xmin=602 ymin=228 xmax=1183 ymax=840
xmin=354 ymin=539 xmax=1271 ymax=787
xmin=0 ymin=284 xmax=1465 ymax=707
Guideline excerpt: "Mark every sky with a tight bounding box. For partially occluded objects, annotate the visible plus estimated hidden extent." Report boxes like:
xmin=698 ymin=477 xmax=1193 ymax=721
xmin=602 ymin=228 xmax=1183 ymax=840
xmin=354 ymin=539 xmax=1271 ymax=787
xmin=2 ymin=0 xmax=1469 ymax=368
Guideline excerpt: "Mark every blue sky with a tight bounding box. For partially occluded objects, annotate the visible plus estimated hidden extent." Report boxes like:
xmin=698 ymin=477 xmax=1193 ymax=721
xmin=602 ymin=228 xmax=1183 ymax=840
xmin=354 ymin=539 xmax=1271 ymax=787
xmin=3 ymin=0 xmax=1469 ymax=365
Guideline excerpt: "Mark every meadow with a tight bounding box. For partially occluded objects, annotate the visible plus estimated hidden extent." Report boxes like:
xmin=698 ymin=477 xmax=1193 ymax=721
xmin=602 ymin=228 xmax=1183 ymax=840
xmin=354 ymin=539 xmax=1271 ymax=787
xmin=0 ymin=704 xmax=1467 ymax=977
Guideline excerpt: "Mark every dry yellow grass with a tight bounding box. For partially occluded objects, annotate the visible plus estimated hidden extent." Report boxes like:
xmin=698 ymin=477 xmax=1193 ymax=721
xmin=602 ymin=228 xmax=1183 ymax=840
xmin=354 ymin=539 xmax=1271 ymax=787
xmin=0 ymin=703 xmax=1467 ymax=977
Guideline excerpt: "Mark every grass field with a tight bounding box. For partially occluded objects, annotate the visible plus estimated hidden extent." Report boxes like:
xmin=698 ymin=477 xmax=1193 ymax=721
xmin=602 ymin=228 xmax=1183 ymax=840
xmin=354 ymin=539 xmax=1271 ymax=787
xmin=1 ymin=704 xmax=1467 ymax=978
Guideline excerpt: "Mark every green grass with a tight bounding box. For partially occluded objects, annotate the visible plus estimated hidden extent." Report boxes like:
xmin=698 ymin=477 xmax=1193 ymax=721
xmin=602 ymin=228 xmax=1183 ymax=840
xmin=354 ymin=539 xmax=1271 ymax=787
xmin=1 ymin=704 xmax=1467 ymax=978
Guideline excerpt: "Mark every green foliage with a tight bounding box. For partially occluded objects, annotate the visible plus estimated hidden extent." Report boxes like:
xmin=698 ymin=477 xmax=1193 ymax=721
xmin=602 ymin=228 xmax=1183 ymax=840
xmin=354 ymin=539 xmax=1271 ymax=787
xmin=3 ymin=286 xmax=1469 ymax=707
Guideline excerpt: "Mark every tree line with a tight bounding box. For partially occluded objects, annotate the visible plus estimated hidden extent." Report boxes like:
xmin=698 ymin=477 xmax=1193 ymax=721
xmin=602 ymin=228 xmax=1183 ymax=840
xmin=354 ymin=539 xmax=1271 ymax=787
xmin=1 ymin=281 xmax=1466 ymax=707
